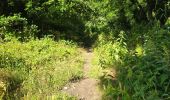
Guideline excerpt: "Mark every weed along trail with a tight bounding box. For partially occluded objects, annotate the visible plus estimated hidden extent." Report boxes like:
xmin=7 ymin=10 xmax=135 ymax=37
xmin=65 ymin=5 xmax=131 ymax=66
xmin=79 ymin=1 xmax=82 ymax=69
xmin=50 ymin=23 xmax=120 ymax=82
xmin=62 ymin=48 xmax=102 ymax=100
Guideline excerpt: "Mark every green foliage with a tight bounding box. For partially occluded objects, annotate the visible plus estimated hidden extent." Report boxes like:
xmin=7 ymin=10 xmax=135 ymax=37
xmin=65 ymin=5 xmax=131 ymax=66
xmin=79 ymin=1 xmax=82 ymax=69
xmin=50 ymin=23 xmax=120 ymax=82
xmin=87 ymin=0 xmax=169 ymax=38
xmin=1 ymin=0 xmax=169 ymax=46
xmin=117 ymin=27 xmax=170 ymax=99
xmin=0 ymin=38 xmax=83 ymax=99
xmin=24 ymin=0 xmax=95 ymax=45
xmin=0 ymin=0 xmax=170 ymax=99
xmin=94 ymin=35 xmax=128 ymax=68
xmin=0 ymin=14 xmax=39 ymax=41
xmin=93 ymin=26 xmax=170 ymax=99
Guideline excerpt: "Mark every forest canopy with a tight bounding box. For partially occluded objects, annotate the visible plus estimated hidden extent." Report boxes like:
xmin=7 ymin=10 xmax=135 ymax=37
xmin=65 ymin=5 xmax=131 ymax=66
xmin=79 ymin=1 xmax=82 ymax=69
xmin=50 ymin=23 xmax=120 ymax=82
xmin=0 ymin=0 xmax=169 ymax=46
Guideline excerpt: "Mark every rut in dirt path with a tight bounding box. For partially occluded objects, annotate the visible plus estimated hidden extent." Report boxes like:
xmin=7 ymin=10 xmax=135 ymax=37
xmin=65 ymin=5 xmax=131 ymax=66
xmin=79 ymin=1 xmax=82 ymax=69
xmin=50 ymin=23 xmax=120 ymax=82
xmin=62 ymin=49 xmax=102 ymax=100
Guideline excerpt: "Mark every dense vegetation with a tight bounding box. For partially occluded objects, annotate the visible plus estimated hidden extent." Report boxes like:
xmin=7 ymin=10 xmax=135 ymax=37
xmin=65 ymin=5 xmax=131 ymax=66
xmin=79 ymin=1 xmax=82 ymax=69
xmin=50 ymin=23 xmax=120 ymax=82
xmin=0 ymin=0 xmax=170 ymax=100
xmin=0 ymin=38 xmax=83 ymax=99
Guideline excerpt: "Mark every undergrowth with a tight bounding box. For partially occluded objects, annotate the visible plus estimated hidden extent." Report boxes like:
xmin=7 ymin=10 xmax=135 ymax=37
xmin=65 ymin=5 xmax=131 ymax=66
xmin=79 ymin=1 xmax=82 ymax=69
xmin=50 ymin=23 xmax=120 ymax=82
xmin=92 ymin=26 xmax=170 ymax=100
xmin=0 ymin=38 xmax=83 ymax=99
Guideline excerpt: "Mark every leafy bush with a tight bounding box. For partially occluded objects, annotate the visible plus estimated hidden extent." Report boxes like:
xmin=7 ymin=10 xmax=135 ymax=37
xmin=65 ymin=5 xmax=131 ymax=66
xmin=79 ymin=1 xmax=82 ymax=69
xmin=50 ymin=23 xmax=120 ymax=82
xmin=94 ymin=32 xmax=128 ymax=68
xmin=117 ymin=27 xmax=170 ymax=99
xmin=0 ymin=38 xmax=83 ymax=99
xmin=94 ymin=41 xmax=127 ymax=69
xmin=94 ymin=27 xmax=170 ymax=99
xmin=0 ymin=14 xmax=39 ymax=41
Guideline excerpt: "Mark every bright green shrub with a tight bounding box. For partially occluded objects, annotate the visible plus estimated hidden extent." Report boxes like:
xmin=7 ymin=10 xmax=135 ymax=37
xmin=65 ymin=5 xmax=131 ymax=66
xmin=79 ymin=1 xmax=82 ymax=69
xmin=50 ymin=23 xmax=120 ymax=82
xmin=94 ymin=41 xmax=127 ymax=68
xmin=117 ymin=29 xmax=170 ymax=99
xmin=0 ymin=14 xmax=39 ymax=41
xmin=94 ymin=33 xmax=128 ymax=68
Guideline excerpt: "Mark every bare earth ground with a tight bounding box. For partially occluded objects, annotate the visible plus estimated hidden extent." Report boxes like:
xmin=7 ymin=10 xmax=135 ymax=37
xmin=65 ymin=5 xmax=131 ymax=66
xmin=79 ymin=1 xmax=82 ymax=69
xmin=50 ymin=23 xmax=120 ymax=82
xmin=62 ymin=48 xmax=102 ymax=100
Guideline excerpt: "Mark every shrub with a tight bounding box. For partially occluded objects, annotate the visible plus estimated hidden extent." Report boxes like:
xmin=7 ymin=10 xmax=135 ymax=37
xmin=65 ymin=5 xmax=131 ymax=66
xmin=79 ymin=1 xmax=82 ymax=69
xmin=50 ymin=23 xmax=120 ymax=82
xmin=0 ymin=14 xmax=39 ymax=41
xmin=117 ymin=28 xmax=170 ymax=99
xmin=93 ymin=27 xmax=170 ymax=99
xmin=94 ymin=32 xmax=128 ymax=68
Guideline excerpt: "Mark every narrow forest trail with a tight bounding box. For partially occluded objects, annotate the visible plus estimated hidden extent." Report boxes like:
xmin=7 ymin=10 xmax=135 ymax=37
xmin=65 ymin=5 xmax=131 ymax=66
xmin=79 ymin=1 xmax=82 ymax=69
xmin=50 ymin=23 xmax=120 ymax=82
xmin=62 ymin=48 xmax=102 ymax=100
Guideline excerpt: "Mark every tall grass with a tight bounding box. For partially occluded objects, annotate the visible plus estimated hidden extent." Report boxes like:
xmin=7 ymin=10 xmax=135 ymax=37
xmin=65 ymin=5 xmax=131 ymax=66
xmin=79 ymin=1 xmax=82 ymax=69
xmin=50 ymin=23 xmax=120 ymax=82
xmin=0 ymin=38 xmax=83 ymax=99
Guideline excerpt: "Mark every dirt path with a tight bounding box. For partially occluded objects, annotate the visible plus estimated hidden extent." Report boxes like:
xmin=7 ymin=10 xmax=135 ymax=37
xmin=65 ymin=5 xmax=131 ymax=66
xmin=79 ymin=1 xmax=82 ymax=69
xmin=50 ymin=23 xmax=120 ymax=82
xmin=62 ymin=49 xmax=102 ymax=100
